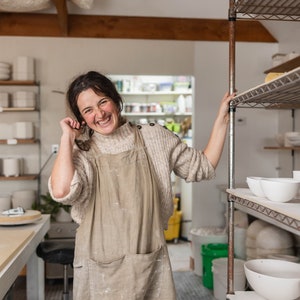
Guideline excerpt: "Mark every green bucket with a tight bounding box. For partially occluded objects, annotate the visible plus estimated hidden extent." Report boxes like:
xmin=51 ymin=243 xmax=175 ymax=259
xmin=201 ymin=243 xmax=228 ymax=289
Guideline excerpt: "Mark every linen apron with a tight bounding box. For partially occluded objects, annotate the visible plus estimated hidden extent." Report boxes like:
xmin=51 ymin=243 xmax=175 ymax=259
xmin=73 ymin=127 xmax=176 ymax=300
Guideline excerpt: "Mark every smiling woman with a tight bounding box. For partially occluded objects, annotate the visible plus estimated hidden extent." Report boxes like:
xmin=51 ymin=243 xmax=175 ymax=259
xmin=48 ymin=70 xmax=233 ymax=299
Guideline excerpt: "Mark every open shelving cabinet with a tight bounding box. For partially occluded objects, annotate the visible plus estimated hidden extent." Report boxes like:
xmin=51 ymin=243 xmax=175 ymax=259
xmin=226 ymin=0 xmax=300 ymax=298
xmin=0 ymin=80 xmax=41 ymax=203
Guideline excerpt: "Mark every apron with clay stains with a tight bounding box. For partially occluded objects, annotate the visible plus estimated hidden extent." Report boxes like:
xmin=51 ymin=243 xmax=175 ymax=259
xmin=73 ymin=126 xmax=176 ymax=300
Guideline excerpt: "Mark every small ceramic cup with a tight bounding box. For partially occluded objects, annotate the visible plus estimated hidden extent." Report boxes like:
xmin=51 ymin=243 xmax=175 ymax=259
xmin=0 ymin=194 xmax=12 ymax=212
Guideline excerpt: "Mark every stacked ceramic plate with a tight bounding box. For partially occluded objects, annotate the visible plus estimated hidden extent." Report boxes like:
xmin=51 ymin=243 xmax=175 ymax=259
xmin=12 ymin=56 xmax=35 ymax=81
xmin=246 ymin=219 xmax=269 ymax=260
xmin=256 ymin=225 xmax=295 ymax=258
xmin=0 ymin=62 xmax=11 ymax=80
xmin=12 ymin=91 xmax=36 ymax=108
xmin=284 ymin=131 xmax=300 ymax=147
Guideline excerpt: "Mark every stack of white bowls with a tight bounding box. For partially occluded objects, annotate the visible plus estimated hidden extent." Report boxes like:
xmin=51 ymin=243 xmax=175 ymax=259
xmin=247 ymin=176 xmax=300 ymax=203
xmin=12 ymin=189 xmax=36 ymax=210
xmin=246 ymin=219 xmax=269 ymax=260
xmin=256 ymin=225 xmax=295 ymax=258
xmin=284 ymin=131 xmax=300 ymax=147
xmin=12 ymin=56 xmax=35 ymax=81
xmin=12 ymin=91 xmax=36 ymax=108
xmin=0 ymin=62 xmax=11 ymax=80
xmin=246 ymin=220 xmax=296 ymax=260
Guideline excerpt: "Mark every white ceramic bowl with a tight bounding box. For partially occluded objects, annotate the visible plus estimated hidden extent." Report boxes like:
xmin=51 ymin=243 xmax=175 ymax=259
xmin=244 ymin=259 xmax=300 ymax=300
xmin=256 ymin=225 xmax=294 ymax=250
xmin=260 ymin=178 xmax=300 ymax=202
xmin=246 ymin=177 xmax=265 ymax=197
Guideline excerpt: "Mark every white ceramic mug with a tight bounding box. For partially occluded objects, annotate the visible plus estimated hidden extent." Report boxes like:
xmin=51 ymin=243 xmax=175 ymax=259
xmin=0 ymin=194 xmax=11 ymax=211
xmin=12 ymin=189 xmax=36 ymax=210
xmin=3 ymin=158 xmax=19 ymax=177
xmin=13 ymin=122 xmax=34 ymax=139
xmin=293 ymin=170 xmax=300 ymax=180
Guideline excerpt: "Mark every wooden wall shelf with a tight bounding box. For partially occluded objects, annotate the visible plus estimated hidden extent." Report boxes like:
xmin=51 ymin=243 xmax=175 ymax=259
xmin=264 ymin=56 xmax=300 ymax=74
xmin=264 ymin=146 xmax=300 ymax=150
xmin=0 ymin=175 xmax=38 ymax=181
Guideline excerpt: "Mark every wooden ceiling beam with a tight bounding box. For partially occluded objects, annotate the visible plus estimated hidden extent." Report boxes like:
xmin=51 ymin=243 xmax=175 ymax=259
xmin=51 ymin=0 xmax=68 ymax=36
xmin=0 ymin=13 xmax=277 ymax=43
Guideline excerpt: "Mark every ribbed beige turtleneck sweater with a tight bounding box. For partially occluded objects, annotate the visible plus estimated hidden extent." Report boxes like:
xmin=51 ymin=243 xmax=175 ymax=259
xmin=48 ymin=122 xmax=215 ymax=229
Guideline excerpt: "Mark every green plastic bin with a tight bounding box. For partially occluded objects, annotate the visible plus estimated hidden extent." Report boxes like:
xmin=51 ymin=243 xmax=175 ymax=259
xmin=201 ymin=243 xmax=228 ymax=289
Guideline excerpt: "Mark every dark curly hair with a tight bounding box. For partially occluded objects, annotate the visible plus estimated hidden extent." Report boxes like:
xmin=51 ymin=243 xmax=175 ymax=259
xmin=66 ymin=71 xmax=125 ymax=151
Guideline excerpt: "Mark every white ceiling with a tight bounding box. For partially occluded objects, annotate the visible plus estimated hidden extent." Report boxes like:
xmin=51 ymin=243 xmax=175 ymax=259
xmin=67 ymin=0 xmax=300 ymax=45
xmin=66 ymin=0 xmax=229 ymax=19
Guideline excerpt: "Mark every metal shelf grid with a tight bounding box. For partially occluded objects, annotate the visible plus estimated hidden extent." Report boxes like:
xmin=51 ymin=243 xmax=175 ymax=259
xmin=229 ymin=193 xmax=300 ymax=236
xmin=231 ymin=66 xmax=300 ymax=108
xmin=234 ymin=0 xmax=300 ymax=21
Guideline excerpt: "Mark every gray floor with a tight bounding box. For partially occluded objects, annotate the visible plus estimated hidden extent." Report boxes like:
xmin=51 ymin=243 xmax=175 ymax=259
xmin=168 ymin=240 xmax=216 ymax=300
xmin=167 ymin=240 xmax=192 ymax=271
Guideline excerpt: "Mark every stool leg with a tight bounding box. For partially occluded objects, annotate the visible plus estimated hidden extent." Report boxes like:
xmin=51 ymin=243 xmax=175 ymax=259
xmin=62 ymin=264 xmax=69 ymax=300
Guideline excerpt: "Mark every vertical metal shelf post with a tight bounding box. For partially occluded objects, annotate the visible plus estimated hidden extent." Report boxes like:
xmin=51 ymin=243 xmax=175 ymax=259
xmin=227 ymin=0 xmax=236 ymax=296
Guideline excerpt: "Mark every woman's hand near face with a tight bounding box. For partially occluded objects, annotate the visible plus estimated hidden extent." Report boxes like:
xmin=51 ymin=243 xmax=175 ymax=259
xmin=50 ymin=117 xmax=83 ymax=198
xmin=60 ymin=117 xmax=83 ymax=141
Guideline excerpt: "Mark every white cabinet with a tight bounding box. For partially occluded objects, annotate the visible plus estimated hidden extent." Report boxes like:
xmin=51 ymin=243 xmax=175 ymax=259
xmin=0 ymin=80 xmax=40 ymax=205
xmin=110 ymin=75 xmax=193 ymax=137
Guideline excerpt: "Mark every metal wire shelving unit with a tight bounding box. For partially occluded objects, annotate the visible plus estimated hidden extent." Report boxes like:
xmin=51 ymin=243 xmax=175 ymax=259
xmin=234 ymin=0 xmax=300 ymax=21
xmin=226 ymin=0 xmax=300 ymax=298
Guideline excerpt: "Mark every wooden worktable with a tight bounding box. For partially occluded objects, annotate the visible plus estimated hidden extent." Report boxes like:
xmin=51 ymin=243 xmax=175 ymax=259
xmin=0 ymin=215 xmax=50 ymax=299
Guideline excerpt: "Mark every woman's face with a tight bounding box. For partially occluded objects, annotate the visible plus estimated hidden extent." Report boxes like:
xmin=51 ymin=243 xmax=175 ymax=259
xmin=77 ymin=88 xmax=120 ymax=135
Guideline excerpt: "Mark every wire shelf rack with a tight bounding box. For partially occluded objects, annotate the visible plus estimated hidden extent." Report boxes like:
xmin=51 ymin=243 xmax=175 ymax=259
xmin=234 ymin=0 xmax=300 ymax=21
xmin=231 ymin=66 xmax=300 ymax=108
xmin=229 ymin=193 xmax=300 ymax=235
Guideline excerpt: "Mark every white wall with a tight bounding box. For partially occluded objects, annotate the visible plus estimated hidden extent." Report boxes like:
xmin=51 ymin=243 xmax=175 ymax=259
xmin=0 ymin=36 xmax=195 ymax=193
xmin=0 ymin=35 xmax=278 ymax=228
xmin=191 ymin=41 xmax=279 ymax=229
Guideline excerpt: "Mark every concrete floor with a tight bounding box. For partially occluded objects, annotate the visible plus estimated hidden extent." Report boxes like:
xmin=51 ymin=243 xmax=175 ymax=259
xmin=167 ymin=240 xmax=192 ymax=271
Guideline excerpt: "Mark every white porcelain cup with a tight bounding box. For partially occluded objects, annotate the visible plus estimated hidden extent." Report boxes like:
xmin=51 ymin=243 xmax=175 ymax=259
xmin=3 ymin=158 xmax=19 ymax=177
xmin=12 ymin=197 xmax=34 ymax=210
xmin=12 ymin=189 xmax=36 ymax=209
xmin=293 ymin=170 xmax=300 ymax=180
xmin=13 ymin=122 xmax=34 ymax=139
xmin=0 ymin=194 xmax=11 ymax=211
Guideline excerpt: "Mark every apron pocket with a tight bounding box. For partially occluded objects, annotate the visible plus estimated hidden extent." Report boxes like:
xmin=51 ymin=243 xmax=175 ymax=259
xmin=88 ymin=255 xmax=126 ymax=300
xmin=87 ymin=246 xmax=166 ymax=300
